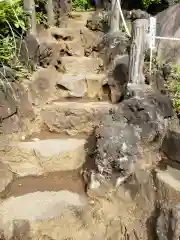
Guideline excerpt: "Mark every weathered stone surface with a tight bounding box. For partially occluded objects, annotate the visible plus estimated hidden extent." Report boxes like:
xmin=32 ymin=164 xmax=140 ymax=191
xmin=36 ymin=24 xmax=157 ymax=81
xmin=89 ymin=92 xmax=174 ymax=187
xmin=0 ymin=191 xmax=86 ymax=239
xmin=0 ymin=162 xmax=13 ymax=193
xmin=29 ymin=67 xmax=58 ymax=106
xmin=0 ymin=138 xmax=87 ymax=176
xmin=156 ymin=167 xmax=180 ymax=205
xmin=18 ymin=33 xmax=40 ymax=70
xmin=99 ymin=31 xmax=130 ymax=103
xmin=108 ymin=55 xmax=129 ymax=103
xmin=29 ymin=68 xmax=108 ymax=105
xmin=48 ymin=27 xmax=84 ymax=56
xmin=156 ymin=204 xmax=180 ymax=240
xmin=99 ymin=31 xmax=130 ymax=67
xmin=161 ymin=130 xmax=180 ymax=163
xmin=41 ymin=101 xmax=117 ymax=135
xmin=59 ymin=11 xmax=93 ymax=29
xmin=56 ymin=73 xmax=107 ymax=98
xmin=155 ymin=167 xmax=180 ymax=239
xmin=156 ymin=4 xmax=180 ymax=64
xmin=80 ymin=27 xmax=103 ymax=57
xmin=60 ymin=56 xmax=103 ymax=74
xmin=0 ymin=82 xmax=34 ymax=134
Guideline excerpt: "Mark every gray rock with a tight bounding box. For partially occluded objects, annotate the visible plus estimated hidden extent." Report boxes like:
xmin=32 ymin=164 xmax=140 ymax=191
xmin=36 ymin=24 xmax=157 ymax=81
xmin=91 ymin=92 xmax=174 ymax=185
xmin=0 ymin=191 xmax=86 ymax=239
xmin=99 ymin=31 xmax=130 ymax=103
xmin=108 ymin=55 xmax=129 ymax=103
xmin=57 ymin=74 xmax=87 ymax=97
xmin=156 ymin=205 xmax=180 ymax=240
xmin=0 ymin=82 xmax=34 ymax=134
xmin=156 ymin=4 xmax=180 ymax=65
xmin=0 ymin=162 xmax=13 ymax=194
xmin=99 ymin=31 xmax=130 ymax=67
xmin=18 ymin=33 xmax=40 ymax=70
xmin=161 ymin=130 xmax=180 ymax=163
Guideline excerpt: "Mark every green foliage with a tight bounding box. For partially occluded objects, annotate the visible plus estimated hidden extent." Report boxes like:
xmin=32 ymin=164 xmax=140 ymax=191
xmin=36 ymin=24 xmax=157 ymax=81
xmin=142 ymin=0 xmax=160 ymax=9
xmin=72 ymin=0 xmax=92 ymax=10
xmin=168 ymin=79 xmax=180 ymax=113
xmin=0 ymin=0 xmax=27 ymax=67
xmin=167 ymin=65 xmax=180 ymax=113
xmin=36 ymin=12 xmax=48 ymax=27
xmin=35 ymin=0 xmax=48 ymax=27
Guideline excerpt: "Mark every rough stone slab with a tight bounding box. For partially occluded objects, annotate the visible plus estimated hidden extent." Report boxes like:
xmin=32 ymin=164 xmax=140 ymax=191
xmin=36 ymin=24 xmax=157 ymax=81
xmin=29 ymin=68 xmax=108 ymax=105
xmin=41 ymin=101 xmax=117 ymax=136
xmin=60 ymin=56 xmax=103 ymax=75
xmin=0 ymin=191 xmax=86 ymax=239
xmin=0 ymin=138 xmax=87 ymax=176
xmin=59 ymin=11 xmax=94 ymax=29
xmin=48 ymin=27 xmax=81 ymax=40
xmin=156 ymin=167 xmax=180 ymax=205
xmin=0 ymin=162 xmax=13 ymax=194
xmin=56 ymin=73 xmax=107 ymax=99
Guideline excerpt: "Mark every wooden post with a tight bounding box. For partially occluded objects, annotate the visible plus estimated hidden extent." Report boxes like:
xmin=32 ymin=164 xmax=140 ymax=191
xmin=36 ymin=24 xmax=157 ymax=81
xmin=46 ymin=0 xmax=54 ymax=26
xmin=23 ymin=0 xmax=36 ymax=34
xmin=128 ymin=19 xmax=149 ymax=84
xmin=110 ymin=0 xmax=120 ymax=33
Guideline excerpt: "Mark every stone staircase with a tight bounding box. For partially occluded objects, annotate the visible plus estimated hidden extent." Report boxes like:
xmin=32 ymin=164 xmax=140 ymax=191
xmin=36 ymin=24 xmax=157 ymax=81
xmin=0 ymin=10 xmax=180 ymax=240
xmin=0 ymin=11 xmax=117 ymax=239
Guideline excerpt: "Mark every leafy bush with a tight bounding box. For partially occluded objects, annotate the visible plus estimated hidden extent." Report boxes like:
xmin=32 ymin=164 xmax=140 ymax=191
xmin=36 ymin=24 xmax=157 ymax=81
xmin=142 ymin=0 xmax=161 ymax=9
xmin=167 ymin=65 xmax=180 ymax=113
xmin=0 ymin=0 xmax=27 ymax=67
xmin=72 ymin=0 xmax=92 ymax=10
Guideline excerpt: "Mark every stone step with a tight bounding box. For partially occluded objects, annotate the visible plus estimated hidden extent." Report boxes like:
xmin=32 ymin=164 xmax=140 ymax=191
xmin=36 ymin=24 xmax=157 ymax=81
xmin=0 ymin=191 xmax=87 ymax=239
xmin=41 ymin=101 xmax=117 ymax=136
xmin=59 ymin=11 xmax=94 ymax=29
xmin=29 ymin=68 xmax=108 ymax=106
xmin=60 ymin=56 xmax=103 ymax=75
xmin=156 ymin=167 xmax=180 ymax=205
xmin=48 ymin=26 xmax=81 ymax=41
xmin=0 ymin=137 xmax=88 ymax=177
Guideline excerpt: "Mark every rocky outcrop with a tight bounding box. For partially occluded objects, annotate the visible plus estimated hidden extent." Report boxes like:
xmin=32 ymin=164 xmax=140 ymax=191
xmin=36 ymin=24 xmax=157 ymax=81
xmin=99 ymin=31 xmax=130 ymax=103
xmin=156 ymin=4 xmax=180 ymax=65
xmin=41 ymin=101 xmax=117 ymax=135
xmin=0 ymin=82 xmax=34 ymax=134
xmin=161 ymin=130 xmax=180 ymax=164
xmin=88 ymin=91 xmax=174 ymax=188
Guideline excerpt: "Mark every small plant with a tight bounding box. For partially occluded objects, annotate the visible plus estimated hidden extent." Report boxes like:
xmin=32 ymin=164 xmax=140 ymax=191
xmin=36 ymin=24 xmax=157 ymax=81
xmin=167 ymin=65 xmax=180 ymax=113
xmin=142 ymin=0 xmax=160 ymax=9
xmin=36 ymin=11 xmax=48 ymax=27
xmin=72 ymin=0 xmax=92 ymax=10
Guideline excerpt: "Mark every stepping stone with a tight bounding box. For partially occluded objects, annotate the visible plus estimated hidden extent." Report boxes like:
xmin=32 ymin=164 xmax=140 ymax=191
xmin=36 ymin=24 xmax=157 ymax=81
xmin=0 ymin=162 xmax=13 ymax=194
xmin=156 ymin=167 xmax=180 ymax=205
xmin=48 ymin=27 xmax=81 ymax=41
xmin=41 ymin=101 xmax=117 ymax=136
xmin=60 ymin=56 xmax=103 ymax=75
xmin=29 ymin=68 xmax=108 ymax=105
xmin=56 ymin=73 xmax=107 ymax=98
xmin=0 ymin=191 xmax=87 ymax=239
xmin=1 ymin=138 xmax=87 ymax=176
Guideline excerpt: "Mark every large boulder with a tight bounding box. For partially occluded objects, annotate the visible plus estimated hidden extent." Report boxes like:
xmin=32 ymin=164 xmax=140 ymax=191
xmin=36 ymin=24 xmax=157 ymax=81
xmin=156 ymin=4 xmax=180 ymax=65
xmin=0 ymin=82 xmax=34 ymax=134
xmin=99 ymin=31 xmax=130 ymax=103
xmin=87 ymin=91 xmax=174 ymax=188
xmin=161 ymin=130 xmax=180 ymax=164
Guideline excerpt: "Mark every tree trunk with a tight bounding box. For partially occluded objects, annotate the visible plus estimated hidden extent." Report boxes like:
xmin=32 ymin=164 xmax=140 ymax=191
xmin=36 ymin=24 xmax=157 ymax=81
xmin=110 ymin=0 xmax=120 ymax=33
xmin=128 ymin=19 xmax=149 ymax=84
xmin=23 ymin=0 xmax=36 ymax=34
xmin=47 ymin=0 xmax=54 ymax=26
